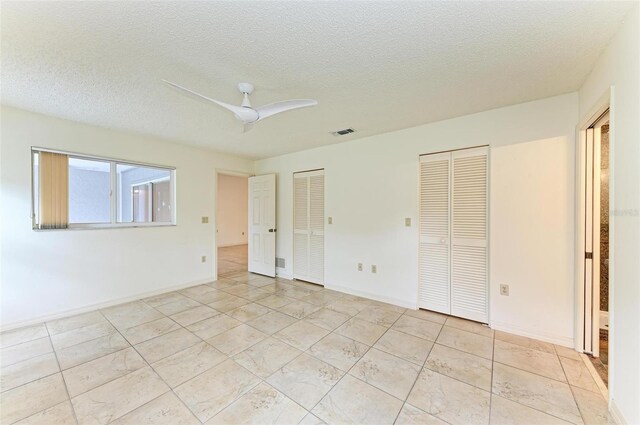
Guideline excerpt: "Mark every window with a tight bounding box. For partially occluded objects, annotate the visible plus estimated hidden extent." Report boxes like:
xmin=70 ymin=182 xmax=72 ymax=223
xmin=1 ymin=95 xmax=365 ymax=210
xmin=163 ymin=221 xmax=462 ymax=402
xmin=32 ymin=148 xmax=175 ymax=229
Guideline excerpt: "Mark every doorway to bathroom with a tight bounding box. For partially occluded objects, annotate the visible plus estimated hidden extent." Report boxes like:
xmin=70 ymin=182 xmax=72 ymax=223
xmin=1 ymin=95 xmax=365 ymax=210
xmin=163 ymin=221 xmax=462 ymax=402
xmin=579 ymin=109 xmax=610 ymax=387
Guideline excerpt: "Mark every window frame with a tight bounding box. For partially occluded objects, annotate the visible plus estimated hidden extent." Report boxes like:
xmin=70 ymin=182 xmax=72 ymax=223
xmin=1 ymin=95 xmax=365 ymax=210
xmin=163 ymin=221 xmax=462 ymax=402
xmin=31 ymin=147 xmax=177 ymax=230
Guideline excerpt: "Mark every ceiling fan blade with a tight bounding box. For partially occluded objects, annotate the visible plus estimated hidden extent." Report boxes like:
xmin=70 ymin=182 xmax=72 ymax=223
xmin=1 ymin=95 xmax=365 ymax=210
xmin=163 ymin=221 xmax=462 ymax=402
xmin=163 ymin=80 xmax=258 ymax=122
xmin=256 ymin=99 xmax=318 ymax=121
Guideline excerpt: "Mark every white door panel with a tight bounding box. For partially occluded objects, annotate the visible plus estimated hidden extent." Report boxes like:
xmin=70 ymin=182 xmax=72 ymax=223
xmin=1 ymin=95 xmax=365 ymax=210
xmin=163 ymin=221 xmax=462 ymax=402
xmin=419 ymin=147 xmax=489 ymax=323
xmin=419 ymin=153 xmax=451 ymax=314
xmin=451 ymin=147 xmax=488 ymax=323
xmin=248 ymin=174 xmax=276 ymax=277
xmin=294 ymin=170 xmax=324 ymax=285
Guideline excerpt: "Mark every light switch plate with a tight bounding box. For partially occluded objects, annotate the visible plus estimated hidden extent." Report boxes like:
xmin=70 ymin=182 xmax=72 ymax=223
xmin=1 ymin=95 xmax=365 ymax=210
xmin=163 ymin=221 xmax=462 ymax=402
xmin=357 ymin=263 xmax=363 ymax=271
xmin=405 ymin=217 xmax=411 ymax=227
xmin=201 ymin=256 xmax=207 ymax=263
xmin=202 ymin=217 xmax=209 ymax=224
xmin=500 ymin=284 xmax=509 ymax=296
xmin=328 ymin=217 xmax=333 ymax=224
xmin=371 ymin=265 xmax=377 ymax=273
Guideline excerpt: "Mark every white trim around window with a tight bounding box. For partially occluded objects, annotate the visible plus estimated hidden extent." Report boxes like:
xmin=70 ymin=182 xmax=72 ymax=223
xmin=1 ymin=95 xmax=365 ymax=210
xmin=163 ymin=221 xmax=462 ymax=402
xmin=31 ymin=147 xmax=177 ymax=230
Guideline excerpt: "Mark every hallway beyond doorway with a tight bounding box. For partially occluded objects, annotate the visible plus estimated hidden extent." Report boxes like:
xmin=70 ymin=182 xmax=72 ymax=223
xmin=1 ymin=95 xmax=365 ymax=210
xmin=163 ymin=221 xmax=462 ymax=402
xmin=218 ymin=244 xmax=248 ymax=277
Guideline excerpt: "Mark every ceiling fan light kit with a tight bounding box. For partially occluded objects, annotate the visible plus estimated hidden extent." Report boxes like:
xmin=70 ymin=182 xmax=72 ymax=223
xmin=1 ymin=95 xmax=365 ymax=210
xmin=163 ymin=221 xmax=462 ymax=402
xmin=164 ymin=80 xmax=317 ymax=132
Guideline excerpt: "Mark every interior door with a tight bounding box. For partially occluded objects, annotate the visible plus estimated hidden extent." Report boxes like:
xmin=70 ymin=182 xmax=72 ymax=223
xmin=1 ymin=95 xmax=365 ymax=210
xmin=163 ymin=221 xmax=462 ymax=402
xmin=248 ymin=174 xmax=276 ymax=277
xmin=293 ymin=174 xmax=309 ymax=279
xmin=132 ymin=183 xmax=151 ymax=222
xmin=152 ymin=180 xmax=171 ymax=222
xmin=583 ymin=111 xmax=608 ymax=356
xmin=450 ymin=147 xmax=489 ymax=323
xmin=294 ymin=170 xmax=324 ymax=285
xmin=309 ymin=172 xmax=325 ymax=283
xmin=418 ymin=152 xmax=451 ymax=314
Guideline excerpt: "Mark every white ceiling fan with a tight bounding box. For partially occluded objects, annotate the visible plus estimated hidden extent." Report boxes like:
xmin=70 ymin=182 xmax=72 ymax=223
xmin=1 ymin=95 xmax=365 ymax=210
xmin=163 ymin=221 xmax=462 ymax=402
xmin=163 ymin=80 xmax=318 ymax=132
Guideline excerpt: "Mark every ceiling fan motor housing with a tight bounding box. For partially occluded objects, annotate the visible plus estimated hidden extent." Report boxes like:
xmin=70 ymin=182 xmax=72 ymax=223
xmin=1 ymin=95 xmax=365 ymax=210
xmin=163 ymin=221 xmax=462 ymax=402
xmin=238 ymin=82 xmax=254 ymax=94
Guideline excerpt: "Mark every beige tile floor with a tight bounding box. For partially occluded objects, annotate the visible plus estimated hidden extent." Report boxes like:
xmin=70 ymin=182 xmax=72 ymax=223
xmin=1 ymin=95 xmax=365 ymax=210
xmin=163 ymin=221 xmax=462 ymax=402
xmin=0 ymin=273 xmax=614 ymax=425
xmin=217 ymin=244 xmax=248 ymax=277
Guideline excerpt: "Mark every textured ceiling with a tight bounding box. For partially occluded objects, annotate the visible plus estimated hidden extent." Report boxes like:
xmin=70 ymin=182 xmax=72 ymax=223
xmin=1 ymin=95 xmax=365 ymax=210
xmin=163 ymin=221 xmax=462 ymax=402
xmin=1 ymin=1 xmax=634 ymax=159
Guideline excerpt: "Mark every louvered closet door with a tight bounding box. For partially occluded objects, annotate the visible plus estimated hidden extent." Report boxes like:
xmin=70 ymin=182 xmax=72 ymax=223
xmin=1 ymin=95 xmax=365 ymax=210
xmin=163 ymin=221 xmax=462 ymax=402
xmin=419 ymin=153 xmax=451 ymax=314
xmin=309 ymin=173 xmax=325 ymax=283
xmin=293 ymin=170 xmax=324 ymax=285
xmin=293 ymin=174 xmax=309 ymax=278
xmin=451 ymin=147 xmax=488 ymax=323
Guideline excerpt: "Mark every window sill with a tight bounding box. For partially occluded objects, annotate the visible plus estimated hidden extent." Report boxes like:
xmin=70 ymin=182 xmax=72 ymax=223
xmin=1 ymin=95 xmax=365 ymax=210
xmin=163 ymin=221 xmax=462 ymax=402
xmin=32 ymin=223 xmax=177 ymax=231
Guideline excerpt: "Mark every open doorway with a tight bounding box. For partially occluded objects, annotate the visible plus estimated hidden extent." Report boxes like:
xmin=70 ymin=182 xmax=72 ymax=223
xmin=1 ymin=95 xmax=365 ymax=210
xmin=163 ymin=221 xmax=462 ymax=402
xmin=216 ymin=173 xmax=249 ymax=278
xmin=579 ymin=109 xmax=610 ymax=387
xmin=592 ymin=115 xmax=610 ymax=386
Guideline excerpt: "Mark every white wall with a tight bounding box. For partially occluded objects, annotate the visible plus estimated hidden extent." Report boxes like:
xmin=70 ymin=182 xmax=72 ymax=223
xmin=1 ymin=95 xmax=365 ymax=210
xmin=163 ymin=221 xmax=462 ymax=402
xmin=216 ymin=173 xmax=248 ymax=247
xmin=0 ymin=106 xmax=253 ymax=328
xmin=578 ymin=5 xmax=639 ymax=424
xmin=489 ymin=137 xmax=574 ymax=341
xmin=255 ymin=93 xmax=578 ymax=346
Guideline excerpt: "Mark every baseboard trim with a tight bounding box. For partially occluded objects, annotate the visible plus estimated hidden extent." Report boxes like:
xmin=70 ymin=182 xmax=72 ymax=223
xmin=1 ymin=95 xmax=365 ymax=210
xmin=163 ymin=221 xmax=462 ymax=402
xmin=324 ymin=283 xmax=418 ymax=310
xmin=489 ymin=320 xmax=574 ymax=347
xmin=217 ymin=243 xmax=248 ymax=248
xmin=0 ymin=277 xmax=216 ymax=332
xmin=610 ymin=399 xmax=627 ymax=425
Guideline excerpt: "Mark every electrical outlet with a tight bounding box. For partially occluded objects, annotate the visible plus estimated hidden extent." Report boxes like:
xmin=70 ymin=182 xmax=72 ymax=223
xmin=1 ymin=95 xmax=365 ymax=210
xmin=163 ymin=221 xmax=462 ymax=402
xmin=500 ymin=284 xmax=509 ymax=296
xmin=405 ymin=217 xmax=411 ymax=227
xmin=328 ymin=217 xmax=333 ymax=224
xmin=202 ymin=217 xmax=209 ymax=224
xmin=201 ymin=256 xmax=207 ymax=263
xmin=371 ymin=265 xmax=377 ymax=273
xmin=357 ymin=263 xmax=363 ymax=271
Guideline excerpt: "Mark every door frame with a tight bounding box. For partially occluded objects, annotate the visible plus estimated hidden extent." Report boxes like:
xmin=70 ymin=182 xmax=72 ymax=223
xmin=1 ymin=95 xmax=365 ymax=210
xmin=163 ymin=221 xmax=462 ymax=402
xmin=214 ymin=169 xmax=252 ymax=280
xmin=574 ymin=88 xmax=613 ymax=397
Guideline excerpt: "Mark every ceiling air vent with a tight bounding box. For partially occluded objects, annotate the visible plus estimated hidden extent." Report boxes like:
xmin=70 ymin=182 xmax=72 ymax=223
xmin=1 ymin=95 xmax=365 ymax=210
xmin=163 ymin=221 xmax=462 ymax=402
xmin=331 ymin=128 xmax=356 ymax=136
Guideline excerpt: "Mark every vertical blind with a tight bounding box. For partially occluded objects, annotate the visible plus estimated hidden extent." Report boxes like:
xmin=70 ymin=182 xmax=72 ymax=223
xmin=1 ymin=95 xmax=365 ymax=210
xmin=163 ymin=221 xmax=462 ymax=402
xmin=38 ymin=152 xmax=69 ymax=229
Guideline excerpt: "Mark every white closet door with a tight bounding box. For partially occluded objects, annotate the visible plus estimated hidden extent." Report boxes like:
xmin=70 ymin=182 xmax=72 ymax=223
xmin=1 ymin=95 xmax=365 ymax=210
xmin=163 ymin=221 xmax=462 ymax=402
xmin=293 ymin=174 xmax=309 ymax=278
xmin=451 ymin=147 xmax=488 ymax=323
xmin=309 ymin=173 xmax=325 ymax=283
xmin=293 ymin=170 xmax=324 ymax=284
xmin=419 ymin=153 xmax=451 ymax=314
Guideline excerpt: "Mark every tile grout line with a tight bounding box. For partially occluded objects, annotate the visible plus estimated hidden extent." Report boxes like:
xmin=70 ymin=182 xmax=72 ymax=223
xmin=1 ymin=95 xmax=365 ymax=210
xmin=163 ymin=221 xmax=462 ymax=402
xmin=118 ymin=273 xmax=277 ymax=423
xmin=43 ymin=319 xmax=81 ymax=425
xmin=170 ymin=275 xmax=321 ymax=422
xmin=559 ymin=352 xmax=588 ymax=425
xmin=305 ymin=306 xmax=412 ymax=422
xmin=98 ymin=301 xmax=207 ymax=424
xmin=1 ymin=274 xmax=277 ymax=423
xmin=492 ymin=326 xmax=589 ymax=425
xmin=391 ymin=310 xmax=445 ymax=424
xmin=3 ymin=274 xmax=591 ymax=425
xmin=489 ymin=327 xmax=496 ymax=425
